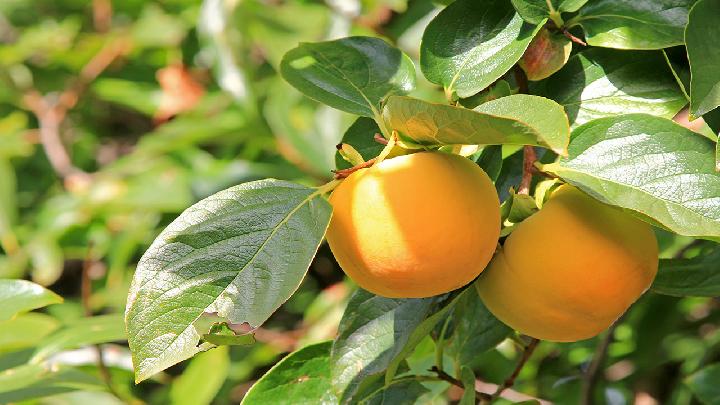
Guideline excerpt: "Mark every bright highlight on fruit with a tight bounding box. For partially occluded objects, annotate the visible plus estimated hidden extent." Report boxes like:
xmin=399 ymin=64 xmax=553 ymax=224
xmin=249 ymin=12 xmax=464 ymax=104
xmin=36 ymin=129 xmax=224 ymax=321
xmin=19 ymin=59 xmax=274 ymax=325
xmin=477 ymin=185 xmax=659 ymax=342
xmin=326 ymin=151 xmax=501 ymax=298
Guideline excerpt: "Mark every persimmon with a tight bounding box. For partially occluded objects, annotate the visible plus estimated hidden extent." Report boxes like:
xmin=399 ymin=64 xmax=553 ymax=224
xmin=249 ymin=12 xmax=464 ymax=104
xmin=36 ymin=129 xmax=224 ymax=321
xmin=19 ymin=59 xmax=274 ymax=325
xmin=477 ymin=185 xmax=658 ymax=342
xmin=326 ymin=151 xmax=500 ymax=298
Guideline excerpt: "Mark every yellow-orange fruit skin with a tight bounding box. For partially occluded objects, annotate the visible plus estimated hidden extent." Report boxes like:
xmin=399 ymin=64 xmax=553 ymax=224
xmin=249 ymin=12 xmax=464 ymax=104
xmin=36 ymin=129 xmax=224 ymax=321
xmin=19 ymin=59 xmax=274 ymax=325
xmin=326 ymin=152 xmax=501 ymax=298
xmin=477 ymin=185 xmax=658 ymax=342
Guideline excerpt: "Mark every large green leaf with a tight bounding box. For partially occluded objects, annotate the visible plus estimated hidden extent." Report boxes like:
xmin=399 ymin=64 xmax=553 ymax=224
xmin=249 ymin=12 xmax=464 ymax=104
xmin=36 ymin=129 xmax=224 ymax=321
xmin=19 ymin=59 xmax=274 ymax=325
xmin=359 ymin=379 xmax=431 ymax=405
xmin=511 ymin=0 xmax=589 ymax=24
xmin=474 ymin=94 xmax=570 ymax=155
xmin=686 ymin=0 xmax=720 ymax=117
xmin=280 ymin=37 xmax=416 ymax=117
xmin=125 ymin=179 xmax=332 ymax=382
xmin=420 ymin=0 xmax=542 ymax=98
xmin=447 ymin=285 xmax=511 ymax=368
xmin=330 ymin=289 xmax=434 ymax=402
xmin=686 ymin=363 xmax=720 ymax=405
xmin=536 ymin=48 xmax=686 ymax=127
xmin=242 ymin=341 xmax=337 ymax=405
xmin=571 ymin=0 xmax=696 ymax=49
xmin=169 ymin=346 xmax=230 ymax=405
xmin=383 ymin=96 xmax=566 ymax=153
xmin=542 ymin=114 xmax=720 ymax=238
xmin=0 ymin=279 xmax=62 ymax=321
xmin=652 ymin=248 xmax=720 ymax=297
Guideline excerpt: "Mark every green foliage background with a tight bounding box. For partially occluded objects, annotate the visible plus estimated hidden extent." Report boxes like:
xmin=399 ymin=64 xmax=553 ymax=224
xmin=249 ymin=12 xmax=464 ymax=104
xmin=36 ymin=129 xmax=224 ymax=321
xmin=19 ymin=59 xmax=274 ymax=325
xmin=0 ymin=0 xmax=719 ymax=404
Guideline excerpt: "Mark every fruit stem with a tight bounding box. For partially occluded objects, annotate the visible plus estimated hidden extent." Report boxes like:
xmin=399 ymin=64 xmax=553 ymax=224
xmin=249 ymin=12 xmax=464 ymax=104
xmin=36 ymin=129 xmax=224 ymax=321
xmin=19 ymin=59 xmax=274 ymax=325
xmin=518 ymin=146 xmax=538 ymax=195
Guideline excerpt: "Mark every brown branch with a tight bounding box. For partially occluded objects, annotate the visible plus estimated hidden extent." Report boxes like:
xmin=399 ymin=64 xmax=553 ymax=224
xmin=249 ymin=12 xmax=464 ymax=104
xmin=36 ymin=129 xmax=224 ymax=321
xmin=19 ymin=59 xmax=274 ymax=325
xmin=374 ymin=133 xmax=389 ymax=145
xmin=430 ymin=366 xmax=492 ymax=403
xmin=92 ymin=0 xmax=113 ymax=33
xmin=332 ymin=158 xmax=377 ymax=179
xmin=563 ymin=29 xmax=587 ymax=46
xmin=518 ymin=146 xmax=538 ymax=195
xmin=581 ymin=322 xmax=618 ymax=405
xmin=493 ymin=338 xmax=540 ymax=400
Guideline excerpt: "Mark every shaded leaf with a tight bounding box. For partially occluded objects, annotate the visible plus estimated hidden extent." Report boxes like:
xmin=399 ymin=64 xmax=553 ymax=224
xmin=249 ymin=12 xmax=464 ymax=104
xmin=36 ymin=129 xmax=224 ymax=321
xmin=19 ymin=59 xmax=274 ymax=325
xmin=281 ymin=37 xmax=416 ymax=117
xmin=511 ymin=0 xmax=588 ymax=24
xmin=572 ymin=0 xmax=695 ymax=49
xmin=542 ymin=114 xmax=720 ymax=238
xmin=335 ymin=118 xmax=384 ymax=170
xmin=360 ymin=379 xmax=431 ymax=405
xmin=459 ymin=366 xmax=476 ymax=405
xmin=242 ymin=341 xmax=337 ymax=405
xmin=686 ymin=363 xmax=720 ymax=405
xmin=536 ymin=48 xmax=686 ymax=127
xmin=518 ymin=27 xmax=572 ymax=81
xmin=686 ymin=0 xmax=720 ymax=117
xmin=421 ymin=0 xmax=542 ymax=98
xmin=331 ymin=289 xmax=434 ymax=402
xmin=0 ymin=279 xmax=62 ymax=321
xmin=652 ymin=248 xmax=720 ymax=297
xmin=125 ymin=180 xmax=332 ymax=382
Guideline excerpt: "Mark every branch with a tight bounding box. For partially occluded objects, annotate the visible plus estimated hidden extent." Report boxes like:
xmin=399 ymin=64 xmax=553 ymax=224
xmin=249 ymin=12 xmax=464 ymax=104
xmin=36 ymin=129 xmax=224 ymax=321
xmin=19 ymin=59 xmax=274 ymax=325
xmin=492 ymin=338 xmax=540 ymax=399
xmin=581 ymin=322 xmax=619 ymax=405
xmin=563 ymin=29 xmax=587 ymax=46
xmin=518 ymin=146 xmax=538 ymax=195
xmin=430 ymin=366 xmax=493 ymax=402
xmin=333 ymin=158 xmax=377 ymax=179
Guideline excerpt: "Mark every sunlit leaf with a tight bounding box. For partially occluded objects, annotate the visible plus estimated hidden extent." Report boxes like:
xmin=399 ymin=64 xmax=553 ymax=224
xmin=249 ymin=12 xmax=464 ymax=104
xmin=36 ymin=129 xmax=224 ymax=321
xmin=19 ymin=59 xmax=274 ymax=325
xmin=0 ymin=279 xmax=62 ymax=321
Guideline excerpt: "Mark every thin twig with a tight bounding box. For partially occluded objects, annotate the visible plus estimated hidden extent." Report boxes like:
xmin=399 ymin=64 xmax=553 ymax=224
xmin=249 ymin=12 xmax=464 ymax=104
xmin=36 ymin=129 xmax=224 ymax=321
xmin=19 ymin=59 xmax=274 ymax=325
xmin=581 ymin=322 xmax=618 ymax=405
xmin=430 ymin=366 xmax=492 ymax=402
xmin=492 ymin=338 xmax=540 ymax=400
xmin=373 ymin=133 xmax=389 ymax=145
xmin=518 ymin=146 xmax=538 ymax=195
xmin=563 ymin=29 xmax=587 ymax=46
xmin=673 ymin=239 xmax=704 ymax=259
xmin=81 ymin=244 xmax=118 ymax=398
xmin=92 ymin=0 xmax=113 ymax=33
xmin=332 ymin=158 xmax=377 ymax=179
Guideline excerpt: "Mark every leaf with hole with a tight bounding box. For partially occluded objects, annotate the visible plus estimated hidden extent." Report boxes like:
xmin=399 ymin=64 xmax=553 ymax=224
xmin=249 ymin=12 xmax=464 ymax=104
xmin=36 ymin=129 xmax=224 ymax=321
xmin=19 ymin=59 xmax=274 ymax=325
xmin=125 ymin=179 xmax=332 ymax=382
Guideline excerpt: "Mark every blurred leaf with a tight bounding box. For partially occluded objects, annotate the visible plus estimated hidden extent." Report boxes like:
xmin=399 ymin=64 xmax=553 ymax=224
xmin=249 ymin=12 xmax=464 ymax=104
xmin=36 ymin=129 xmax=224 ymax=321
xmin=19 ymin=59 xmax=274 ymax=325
xmin=32 ymin=314 xmax=126 ymax=362
xmin=474 ymin=94 xmax=570 ymax=155
xmin=242 ymin=341 xmax=337 ymax=405
xmin=132 ymin=4 xmax=188 ymax=47
xmin=459 ymin=366 xmax=476 ymax=405
xmin=421 ymin=0 xmax=542 ymax=98
xmin=331 ymin=289 xmax=434 ymax=402
xmin=542 ymin=114 xmax=720 ymax=238
xmin=0 ymin=159 xmax=17 ymax=251
xmin=125 ymin=180 xmax=332 ymax=382
xmin=0 ymin=313 xmax=60 ymax=352
xmin=0 ymin=363 xmax=49 ymax=393
xmin=0 ymin=279 xmax=62 ymax=321
xmin=0 ymin=111 xmax=32 ymax=158
xmin=652 ymin=248 xmax=720 ymax=297
xmin=28 ymin=237 xmax=64 ymax=287
xmin=518 ymin=27 xmax=572 ymax=81
xmin=0 ymin=366 xmax=105 ymax=403
xmin=92 ymin=78 xmax=160 ymax=115
xmin=446 ymin=285 xmax=511 ymax=368
xmin=686 ymin=0 xmax=720 ymax=117
xmin=281 ymin=36 xmax=416 ymax=117
xmin=572 ymin=0 xmax=695 ymax=49
xmin=686 ymin=363 xmax=720 ymax=405
xmin=511 ymin=0 xmax=588 ymax=24
xmin=536 ymin=48 xmax=686 ymax=127
xmin=169 ymin=346 xmax=230 ymax=405
xmin=384 ymin=96 xmax=566 ymax=152
xmin=335 ymin=118 xmax=384 ymax=170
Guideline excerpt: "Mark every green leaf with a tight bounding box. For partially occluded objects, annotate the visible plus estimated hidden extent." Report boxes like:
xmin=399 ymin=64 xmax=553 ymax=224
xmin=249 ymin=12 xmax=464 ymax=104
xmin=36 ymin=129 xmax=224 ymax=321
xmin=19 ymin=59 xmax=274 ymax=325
xmin=125 ymin=179 xmax=332 ymax=383
xmin=571 ymin=0 xmax=696 ymax=49
xmin=447 ymin=285 xmax=511 ymax=368
xmin=459 ymin=366 xmax=476 ymax=405
xmin=652 ymin=248 xmax=720 ymax=297
xmin=170 ymin=346 xmax=230 ymax=405
xmin=475 ymin=146 xmax=504 ymax=182
xmin=31 ymin=314 xmax=126 ymax=362
xmin=280 ymin=37 xmax=416 ymax=117
xmin=200 ymin=323 xmax=256 ymax=346
xmin=0 ymin=313 xmax=60 ymax=352
xmin=242 ymin=341 xmax=337 ymax=405
xmin=420 ymin=0 xmax=543 ymax=98
xmin=686 ymin=363 xmax=720 ymax=405
xmin=511 ymin=0 xmax=588 ymax=24
xmin=541 ymin=114 xmax=720 ymax=238
xmin=703 ymin=109 xmax=720 ymax=171
xmin=0 ymin=279 xmax=62 ymax=321
xmin=686 ymin=0 xmax=720 ymax=117
xmin=0 ymin=366 xmax=105 ymax=404
xmin=335 ymin=118 xmax=384 ymax=170
xmin=383 ymin=96 xmax=566 ymax=152
xmin=518 ymin=27 xmax=572 ymax=81
xmin=331 ymin=289 xmax=434 ymax=402
xmin=474 ymin=94 xmax=570 ymax=155
xmin=536 ymin=48 xmax=686 ymax=127
xmin=359 ymin=379 xmax=431 ymax=405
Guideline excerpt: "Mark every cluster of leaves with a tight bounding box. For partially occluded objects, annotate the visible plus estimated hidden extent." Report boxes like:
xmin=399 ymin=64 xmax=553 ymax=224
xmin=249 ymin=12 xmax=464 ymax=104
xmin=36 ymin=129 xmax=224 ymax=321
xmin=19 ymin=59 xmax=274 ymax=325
xmin=2 ymin=0 xmax=720 ymax=404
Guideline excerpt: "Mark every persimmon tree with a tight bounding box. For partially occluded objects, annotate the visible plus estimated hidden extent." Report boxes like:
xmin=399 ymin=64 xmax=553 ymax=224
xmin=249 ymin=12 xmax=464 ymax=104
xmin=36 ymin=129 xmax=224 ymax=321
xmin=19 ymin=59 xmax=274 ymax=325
xmin=123 ymin=0 xmax=720 ymax=403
